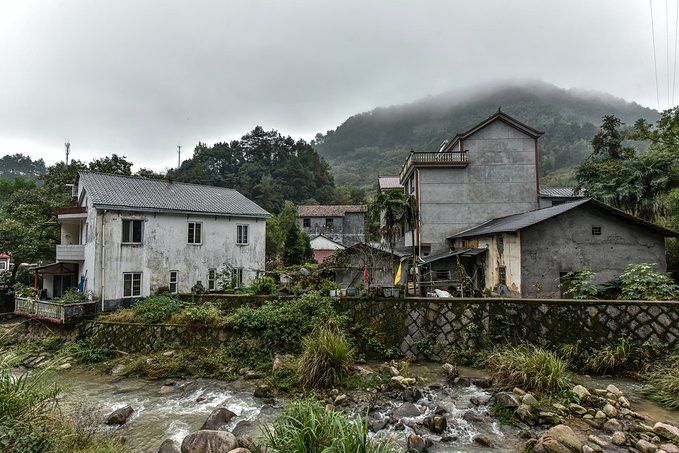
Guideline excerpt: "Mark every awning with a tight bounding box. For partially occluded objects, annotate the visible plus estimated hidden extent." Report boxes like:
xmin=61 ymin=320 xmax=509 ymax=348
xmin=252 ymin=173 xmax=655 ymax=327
xmin=418 ymin=248 xmax=487 ymax=266
xmin=34 ymin=262 xmax=78 ymax=275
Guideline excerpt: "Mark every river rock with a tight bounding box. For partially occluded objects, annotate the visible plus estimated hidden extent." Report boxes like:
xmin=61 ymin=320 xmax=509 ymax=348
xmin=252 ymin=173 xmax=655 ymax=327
xmin=611 ymin=431 xmax=626 ymax=446
xmin=572 ymin=385 xmax=591 ymax=400
xmin=602 ymin=403 xmax=618 ymax=418
xmin=226 ymin=449 xmax=250 ymax=453
xmin=110 ymin=364 xmax=125 ymax=375
xmin=402 ymin=386 xmax=422 ymax=403
xmin=423 ymin=415 xmax=447 ymax=434
xmin=106 ymin=405 xmax=134 ymax=425
xmin=253 ymin=384 xmax=272 ymax=398
xmin=407 ymin=433 xmax=432 ymax=452
xmin=441 ymin=363 xmax=458 ymax=378
xmin=606 ymin=384 xmax=623 ymax=397
xmin=582 ymin=445 xmax=596 ymax=453
xmin=236 ymin=434 xmax=257 ymax=451
xmin=603 ymin=418 xmax=623 ymax=433
xmin=160 ymin=385 xmax=174 ymax=394
xmin=181 ymin=430 xmax=237 ymax=453
xmin=516 ymin=404 xmax=534 ymax=423
xmin=588 ymin=435 xmax=608 ymax=448
xmin=158 ymin=438 xmax=181 ymax=453
xmin=522 ymin=393 xmax=539 ymax=408
xmin=568 ymin=403 xmax=587 ymax=415
xmin=495 ymin=392 xmax=520 ymax=409
xmin=463 ymin=410 xmax=486 ymax=423
xmin=163 ymin=350 xmax=176 ymax=357
xmin=272 ymin=354 xmax=286 ymax=373
xmin=393 ymin=402 xmax=421 ymax=418
xmin=533 ymin=424 xmax=582 ymax=453
xmin=655 ymin=423 xmax=679 ymax=443
xmin=660 ymin=444 xmax=679 ymax=453
xmin=636 ymin=439 xmax=658 ymax=453
xmin=369 ymin=417 xmax=388 ymax=432
xmin=473 ymin=434 xmax=494 ymax=448
xmin=201 ymin=408 xmax=237 ymax=430
xmin=58 ymin=363 xmax=72 ymax=370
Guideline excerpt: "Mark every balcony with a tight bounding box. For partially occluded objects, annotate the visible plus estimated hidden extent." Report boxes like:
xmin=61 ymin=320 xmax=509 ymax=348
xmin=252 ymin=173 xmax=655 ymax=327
xmin=399 ymin=151 xmax=468 ymax=182
xmin=56 ymin=244 xmax=85 ymax=261
xmin=15 ymin=296 xmax=96 ymax=324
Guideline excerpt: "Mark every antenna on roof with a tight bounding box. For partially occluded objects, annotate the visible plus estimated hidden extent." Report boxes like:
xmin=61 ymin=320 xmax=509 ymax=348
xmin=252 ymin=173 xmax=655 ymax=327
xmin=64 ymin=140 xmax=71 ymax=165
xmin=498 ymin=106 xmax=502 ymax=113
xmin=177 ymin=145 xmax=181 ymax=168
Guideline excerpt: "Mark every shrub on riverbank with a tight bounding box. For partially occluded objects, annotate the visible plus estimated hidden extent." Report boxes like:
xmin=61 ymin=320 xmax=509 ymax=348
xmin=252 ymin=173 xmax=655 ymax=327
xmin=486 ymin=344 xmax=572 ymax=393
xmin=643 ymin=354 xmax=679 ymax=409
xmin=262 ymin=399 xmax=395 ymax=452
xmin=583 ymin=337 xmax=634 ymax=374
xmin=120 ymin=346 xmax=240 ymax=380
xmin=298 ymin=325 xmax=354 ymax=389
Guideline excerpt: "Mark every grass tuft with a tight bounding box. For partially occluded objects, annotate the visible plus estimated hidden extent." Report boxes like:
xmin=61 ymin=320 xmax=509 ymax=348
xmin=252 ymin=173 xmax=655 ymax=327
xmin=643 ymin=355 xmax=679 ymax=409
xmin=583 ymin=338 xmax=633 ymax=374
xmin=486 ymin=344 xmax=572 ymax=393
xmin=298 ymin=326 xmax=354 ymax=389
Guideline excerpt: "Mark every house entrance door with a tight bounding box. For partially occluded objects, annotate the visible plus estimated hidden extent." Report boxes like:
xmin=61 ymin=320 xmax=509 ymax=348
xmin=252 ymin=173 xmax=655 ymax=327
xmin=52 ymin=275 xmax=74 ymax=298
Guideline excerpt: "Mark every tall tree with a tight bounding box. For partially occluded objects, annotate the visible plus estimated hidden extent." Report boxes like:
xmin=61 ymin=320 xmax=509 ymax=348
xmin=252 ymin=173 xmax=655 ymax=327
xmin=88 ymin=154 xmax=133 ymax=175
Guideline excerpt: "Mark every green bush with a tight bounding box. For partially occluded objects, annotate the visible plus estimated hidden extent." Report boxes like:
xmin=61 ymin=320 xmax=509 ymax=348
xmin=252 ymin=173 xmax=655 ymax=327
xmin=56 ymin=289 xmax=89 ymax=305
xmin=559 ymin=268 xmax=597 ymax=299
xmin=583 ymin=337 xmax=633 ymax=374
xmin=486 ymin=344 xmax=572 ymax=393
xmin=298 ymin=326 xmax=354 ymax=389
xmin=643 ymin=355 xmax=679 ymax=408
xmin=61 ymin=338 xmax=113 ymax=364
xmin=132 ymin=295 xmax=184 ymax=323
xmin=251 ymin=276 xmax=277 ymax=295
xmin=184 ymin=303 xmax=223 ymax=325
xmin=619 ymin=263 xmax=678 ymax=300
xmin=262 ymin=399 xmax=395 ymax=453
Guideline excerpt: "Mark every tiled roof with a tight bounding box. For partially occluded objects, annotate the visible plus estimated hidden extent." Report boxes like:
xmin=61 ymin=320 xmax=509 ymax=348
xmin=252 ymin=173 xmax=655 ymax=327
xmin=78 ymin=172 xmax=270 ymax=218
xmin=539 ymin=187 xmax=583 ymax=198
xmin=378 ymin=176 xmax=403 ymax=190
xmin=297 ymin=204 xmax=367 ymax=217
xmin=448 ymin=199 xmax=677 ymax=239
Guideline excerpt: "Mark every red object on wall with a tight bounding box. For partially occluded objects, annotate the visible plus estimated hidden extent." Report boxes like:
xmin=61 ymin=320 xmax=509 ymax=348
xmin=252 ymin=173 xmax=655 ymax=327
xmin=313 ymin=249 xmax=335 ymax=263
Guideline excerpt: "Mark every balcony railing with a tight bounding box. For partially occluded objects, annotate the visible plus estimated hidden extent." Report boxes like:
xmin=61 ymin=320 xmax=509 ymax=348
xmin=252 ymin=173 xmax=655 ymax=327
xmin=400 ymin=151 xmax=468 ymax=181
xmin=15 ymin=296 xmax=97 ymax=324
xmin=56 ymin=244 xmax=85 ymax=261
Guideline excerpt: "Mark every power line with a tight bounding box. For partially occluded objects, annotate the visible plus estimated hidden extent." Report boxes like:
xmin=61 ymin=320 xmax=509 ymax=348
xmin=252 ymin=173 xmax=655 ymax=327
xmin=651 ymin=0 xmax=661 ymax=110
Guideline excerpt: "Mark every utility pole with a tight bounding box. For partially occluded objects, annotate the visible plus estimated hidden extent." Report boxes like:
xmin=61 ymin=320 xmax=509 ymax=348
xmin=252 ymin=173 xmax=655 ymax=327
xmin=177 ymin=145 xmax=181 ymax=167
xmin=65 ymin=140 xmax=71 ymax=165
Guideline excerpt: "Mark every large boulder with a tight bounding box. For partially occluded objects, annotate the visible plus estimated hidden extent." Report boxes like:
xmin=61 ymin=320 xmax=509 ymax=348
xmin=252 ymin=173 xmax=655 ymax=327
xmin=572 ymin=385 xmax=590 ymax=401
xmin=655 ymin=423 xmax=679 ymax=443
xmin=495 ymin=392 xmax=520 ymax=409
xmin=201 ymin=408 xmax=237 ymax=430
xmin=158 ymin=439 xmax=181 ymax=453
xmin=181 ymin=430 xmax=238 ymax=453
xmin=106 ymin=405 xmax=134 ymax=425
xmin=533 ymin=424 xmax=583 ymax=453
xmin=393 ymin=402 xmax=422 ymax=418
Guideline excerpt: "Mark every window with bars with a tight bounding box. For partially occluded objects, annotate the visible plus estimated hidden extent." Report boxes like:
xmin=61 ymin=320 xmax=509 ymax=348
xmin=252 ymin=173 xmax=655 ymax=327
xmin=234 ymin=268 xmax=243 ymax=287
xmin=303 ymin=218 xmax=311 ymax=228
xmin=123 ymin=272 xmax=142 ymax=298
xmin=237 ymin=225 xmax=249 ymax=245
xmin=169 ymin=271 xmax=178 ymax=294
xmin=208 ymin=269 xmax=216 ymax=291
xmin=592 ymin=226 xmax=602 ymax=236
xmin=188 ymin=222 xmax=202 ymax=244
xmin=122 ymin=220 xmax=143 ymax=243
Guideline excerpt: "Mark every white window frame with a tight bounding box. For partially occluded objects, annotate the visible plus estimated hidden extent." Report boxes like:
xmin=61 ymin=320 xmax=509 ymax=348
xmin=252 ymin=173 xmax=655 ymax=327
xmin=237 ymin=224 xmax=249 ymax=245
xmin=122 ymin=219 xmax=143 ymax=244
xmin=188 ymin=221 xmax=203 ymax=244
xmin=169 ymin=270 xmax=178 ymax=294
xmin=234 ymin=267 xmax=243 ymax=287
xmin=0 ymin=261 xmax=6 ymax=270
xmin=123 ymin=272 xmax=142 ymax=298
xmin=208 ymin=268 xmax=216 ymax=291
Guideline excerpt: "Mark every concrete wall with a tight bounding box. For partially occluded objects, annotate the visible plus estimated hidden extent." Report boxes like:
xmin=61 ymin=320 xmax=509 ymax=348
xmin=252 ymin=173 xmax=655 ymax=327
xmin=334 ymin=248 xmax=403 ymax=288
xmin=300 ymin=212 xmax=365 ymax=246
xmin=91 ymin=210 xmax=266 ymax=308
xmin=417 ymin=120 xmax=539 ymax=253
xmin=520 ymin=205 xmax=668 ymax=297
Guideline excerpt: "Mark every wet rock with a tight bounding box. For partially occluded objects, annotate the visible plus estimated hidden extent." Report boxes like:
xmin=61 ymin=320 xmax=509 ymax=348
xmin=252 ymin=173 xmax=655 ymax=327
xmin=402 ymin=387 xmax=422 ymax=403
xmin=611 ymin=431 xmax=626 ymax=446
xmin=106 ymin=405 xmax=134 ymax=425
xmin=603 ymin=418 xmax=623 ymax=433
xmin=158 ymin=438 xmax=181 ymax=453
xmin=393 ymin=402 xmax=421 ymax=418
xmin=423 ymin=415 xmax=447 ymax=434
xmin=237 ymin=434 xmax=257 ymax=451
xmin=201 ymin=408 xmax=237 ymax=430
xmin=655 ymin=423 xmax=679 ymax=443
xmin=470 ymin=394 xmax=491 ymax=406
xmin=660 ymin=444 xmax=679 ymax=453
xmin=568 ymin=403 xmax=587 ymax=415
xmin=533 ymin=425 xmax=582 ymax=453
xmin=606 ymin=384 xmax=623 ymax=397
xmin=434 ymin=405 xmax=447 ymax=415
xmin=602 ymin=403 xmax=618 ymax=418
xmin=180 ymin=430 xmax=237 ymax=453
xmin=463 ymin=410 xmax=486 ymax=423
xmin=473 ymin=434 xmax=494 ymax=448
xmin=441 ymin=363 xmax=458 ymax=378
xmin=159 ymin=386 xmax=174 ymax=394
xmin=572 ymin=385 xmax=591 ymax=401
xmin=369 ymin=417 xmax=388 ymax=432
xmin=253 ymin=384 xmax=272 ymax=399
xmin=523 ymin=393 xmax=540 ymax=408
xmin=231 ymin=421 xmax=253 ymax=438
xmin=537 ymin=411 xmax=561 ymax=426
xmin=516 ymin=404 xmax=534 ymax=423
xmin=495 ymin=392 xmax=520 ymax=409
xmin=471 ymin=377 xmax=493 ymax=388
xmin=636 ymin=439 xmax=658 ymax=453
xmin=407 ymin=433 xmax=432 ymax=452
xmin=588 ymin=435 xmax=608 ymax=448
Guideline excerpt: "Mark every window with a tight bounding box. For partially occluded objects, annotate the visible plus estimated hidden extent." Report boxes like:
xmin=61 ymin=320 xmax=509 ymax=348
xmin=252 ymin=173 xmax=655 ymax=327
xmin=0 ymin=261 xmax=6 ymax=270
xmin=188 ymin=222 xmax=202 ymax=244
xmin=498 ymin=266 xmax=507 ymax=286
xmin=325 ymin=218 xmax=334 ymax=229
xmin=208 ymin=269 xmax=216 ymax=291
xmin=122 ymin=220 xmax=143 ymax=243
xmin=169 ymin=271 xmax=178 ymax=294
xmin=123 ymin=273 xmax=142 ymax=298
xmin=234 ymin=268 xmax=243 ymax=287
xmin=303 ymin=218 xmax=311 ymax=228
xmin=497 ymin=236 xmax=504 ymax=247
xmin=237 ymin=225 xmax=249 ymax=245
xmin=592 ymin=226 xmax=602 ymax=236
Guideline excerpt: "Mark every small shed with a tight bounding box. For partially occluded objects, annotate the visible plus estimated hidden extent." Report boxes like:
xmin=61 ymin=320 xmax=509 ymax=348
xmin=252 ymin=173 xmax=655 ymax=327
xmin=333 ymin=242 xmax=409 ymax=290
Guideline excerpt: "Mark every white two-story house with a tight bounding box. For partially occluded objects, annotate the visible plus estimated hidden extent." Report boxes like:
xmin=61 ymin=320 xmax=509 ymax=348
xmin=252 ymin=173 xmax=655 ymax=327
xmin=40 ymin=171 xmax=270 ymax=310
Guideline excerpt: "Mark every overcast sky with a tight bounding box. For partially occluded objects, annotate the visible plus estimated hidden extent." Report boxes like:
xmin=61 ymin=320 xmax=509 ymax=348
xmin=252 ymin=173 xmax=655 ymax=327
xmin=0 ymin=0 xmax=671 ymax=170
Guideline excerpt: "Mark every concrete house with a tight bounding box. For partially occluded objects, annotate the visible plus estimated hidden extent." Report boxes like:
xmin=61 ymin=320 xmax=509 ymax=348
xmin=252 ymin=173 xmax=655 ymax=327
xmin=298 ymin=205 xmax=367 ymax=262
xmin=40 ymin=172 xmax=270 ymax=310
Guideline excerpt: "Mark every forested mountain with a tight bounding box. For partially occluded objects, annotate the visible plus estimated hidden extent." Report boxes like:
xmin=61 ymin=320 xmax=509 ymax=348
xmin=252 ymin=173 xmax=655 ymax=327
xmin=168 ymin=127 xmax=338 ymax=213
xmin=313 ymin=81 xmax=660 ymax=186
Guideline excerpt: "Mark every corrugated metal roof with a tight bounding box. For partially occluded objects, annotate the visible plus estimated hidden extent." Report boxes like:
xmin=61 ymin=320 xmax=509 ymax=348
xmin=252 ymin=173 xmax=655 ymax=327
xmin=297 ymin=204 xmax=367 ymax=217
xmin=449 ymin=199 xmax=677 ymax=239
xmin=378 ymin=176 xmax=403 ymax=190
xmin=78 ymin=172 xmax=270 ymax=218
xmin=418 ymin=248 xmax=487 ymax=265
xmin=539 ymin=187 xmax=583 ymax=198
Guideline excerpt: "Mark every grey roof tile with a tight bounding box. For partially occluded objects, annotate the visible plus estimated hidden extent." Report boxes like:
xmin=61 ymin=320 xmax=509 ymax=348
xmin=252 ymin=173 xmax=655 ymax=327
xmin=78 ymin=172 xmax=270 ymax=218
